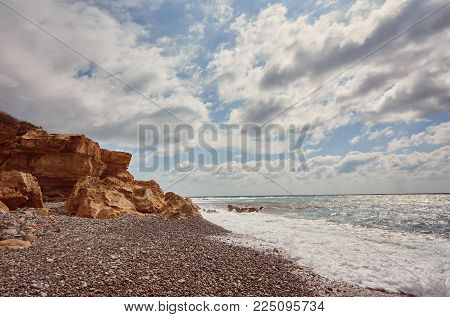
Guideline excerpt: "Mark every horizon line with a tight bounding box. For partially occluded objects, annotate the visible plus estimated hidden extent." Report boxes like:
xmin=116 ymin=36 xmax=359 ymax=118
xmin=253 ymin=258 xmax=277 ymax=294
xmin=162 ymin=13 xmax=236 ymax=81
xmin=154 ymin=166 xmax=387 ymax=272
xmin=188 ymin=192 xmax=450 ymax=198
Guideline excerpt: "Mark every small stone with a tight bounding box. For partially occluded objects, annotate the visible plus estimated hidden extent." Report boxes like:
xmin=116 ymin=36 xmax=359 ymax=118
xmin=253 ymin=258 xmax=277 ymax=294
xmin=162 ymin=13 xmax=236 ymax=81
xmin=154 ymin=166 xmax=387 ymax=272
xmin=46 ymin=258 xmax=54 ymax=263
xmin=2 ymin=228 xmax=18 ymax=236
xmin=41 ymin=292 xmax=47 ymax=297
xmin=177 ymin=279 xmax=186 ymax=283
xmin=23 ymin=210 xmax=35 ymax=217
xmin=0 ymin=239 xmax=31 ymax=249
xmin=37 ymin=208 xmax=50 ymax=217
xmin=23 ymin=233 xmax=36 ymax=241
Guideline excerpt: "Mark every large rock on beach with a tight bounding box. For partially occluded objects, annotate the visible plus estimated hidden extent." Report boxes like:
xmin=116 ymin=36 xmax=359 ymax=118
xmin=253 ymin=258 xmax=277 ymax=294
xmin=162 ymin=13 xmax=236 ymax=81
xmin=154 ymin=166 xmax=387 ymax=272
xmin=227 ymin=204 xmax=263 ymax=213
xmin=161 ymin=192 xmax=201 ymax=219
xmin=64 ymin=176 xmax=142 ymax=219
xmin=65 ymin=176 xmax=200 ymax=220
xmin=0 ymin=170 xmax=43 ymax=210
xmin=128 ymin=180 xmax=165 ymax=213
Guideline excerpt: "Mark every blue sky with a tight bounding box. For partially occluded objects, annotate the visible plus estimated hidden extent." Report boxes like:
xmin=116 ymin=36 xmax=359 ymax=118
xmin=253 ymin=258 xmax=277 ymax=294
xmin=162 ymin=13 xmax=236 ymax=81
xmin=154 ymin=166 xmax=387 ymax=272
xmin=0 ymin=0 xmax=449 ymax=195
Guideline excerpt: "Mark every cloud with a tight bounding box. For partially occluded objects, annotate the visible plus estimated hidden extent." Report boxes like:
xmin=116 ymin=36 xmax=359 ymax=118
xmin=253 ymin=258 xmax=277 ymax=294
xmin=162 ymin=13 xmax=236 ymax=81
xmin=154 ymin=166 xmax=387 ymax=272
xmin=349 ymin=127 xmax=394 ymax=144
xmin=160 ymin=145 xmax=449 ymax=182
xmin=260 ymin=1 xmax=450 ymax=89
xmin=209 ymin=0 xmax=450 ymax=142
xmin=1 ymin=0 xmax=449 ymax=195
xmin=202 ymin=0 xmax=233 ymax=27
xmin=0 ymin=0 xmax=209 ymax=146
xmin=387 ymin=121 xmax=450 ymax=151
xmin=336 ymin=151 xmax=378 ymax=174
xmin=349 ymin=136 xmax=362 ymax=145
xmin=159 ymin=145 xmax=450 ymax=195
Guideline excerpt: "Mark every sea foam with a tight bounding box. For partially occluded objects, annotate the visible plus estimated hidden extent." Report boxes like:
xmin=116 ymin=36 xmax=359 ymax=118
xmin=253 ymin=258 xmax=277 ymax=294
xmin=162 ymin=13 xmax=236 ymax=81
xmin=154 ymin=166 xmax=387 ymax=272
xmin=200 ymin=207 xmax=450 ymax=296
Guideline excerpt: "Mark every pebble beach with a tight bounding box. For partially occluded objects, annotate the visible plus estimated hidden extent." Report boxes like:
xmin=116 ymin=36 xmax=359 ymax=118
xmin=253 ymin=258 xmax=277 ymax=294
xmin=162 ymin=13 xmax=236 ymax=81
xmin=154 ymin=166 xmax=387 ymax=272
xmin=0 ymin=204 xmax=405 ymax=297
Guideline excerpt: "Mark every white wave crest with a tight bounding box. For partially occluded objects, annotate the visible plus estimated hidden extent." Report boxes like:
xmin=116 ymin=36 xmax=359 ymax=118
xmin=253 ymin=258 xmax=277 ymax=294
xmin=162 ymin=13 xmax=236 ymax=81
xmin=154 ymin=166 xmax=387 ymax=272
xmin=200 ymin=208 xmax=450 ymax=296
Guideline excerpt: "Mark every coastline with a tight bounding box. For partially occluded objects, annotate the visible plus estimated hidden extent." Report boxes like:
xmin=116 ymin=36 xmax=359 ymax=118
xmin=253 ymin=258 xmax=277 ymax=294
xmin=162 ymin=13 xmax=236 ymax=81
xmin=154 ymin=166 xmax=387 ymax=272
xmin=0 ymin=205 xmax=405 ymax=297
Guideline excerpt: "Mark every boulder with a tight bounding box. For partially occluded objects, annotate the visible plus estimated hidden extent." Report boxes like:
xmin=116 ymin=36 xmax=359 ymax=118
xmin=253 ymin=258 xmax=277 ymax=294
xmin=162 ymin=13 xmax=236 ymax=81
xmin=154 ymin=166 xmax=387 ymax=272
xmin=102 ymin=165 xmax=134 ymax=182
xmin=129 ymin=180 xmax=165 ymax=213
xmin=100 ymin=149 xmax=131 ymax=166
xmin=160 ymin=192 xmax=201 ymax=219
xmin=100 ymin=149 xmax=134 ymax=182
xmin=0 ymin=201 xmax=9 ymax=213
xmin=65 ymin=176 xmax=200 ymax=220
xmin=0 ymin=170 xmax=43 ymax=210
xmin=65 ymin=176 xmax=143 ymax=219
xmin=227 ymin=204 xmax=263 ymax=213
xmin=89 ymin=177 xmax=164 ymax=214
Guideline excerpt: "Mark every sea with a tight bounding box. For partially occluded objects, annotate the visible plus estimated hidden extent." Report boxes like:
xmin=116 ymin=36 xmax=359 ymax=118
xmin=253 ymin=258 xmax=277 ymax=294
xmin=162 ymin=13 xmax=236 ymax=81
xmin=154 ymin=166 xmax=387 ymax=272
xmin=192 ymin=194 xmax=450 ymax=296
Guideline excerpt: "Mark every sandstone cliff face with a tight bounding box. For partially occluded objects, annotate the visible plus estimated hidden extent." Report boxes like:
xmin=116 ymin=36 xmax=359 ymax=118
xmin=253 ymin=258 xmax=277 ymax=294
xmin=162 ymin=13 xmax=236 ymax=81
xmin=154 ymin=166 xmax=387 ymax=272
xmin=0 ymin=124 xmax=132 ymax=200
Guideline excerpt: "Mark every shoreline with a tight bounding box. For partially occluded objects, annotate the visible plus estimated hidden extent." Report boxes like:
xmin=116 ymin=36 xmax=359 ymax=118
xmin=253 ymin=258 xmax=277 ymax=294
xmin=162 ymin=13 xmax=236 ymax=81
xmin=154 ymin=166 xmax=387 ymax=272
xmin=0 ymin=206 xmax=406 ymax=297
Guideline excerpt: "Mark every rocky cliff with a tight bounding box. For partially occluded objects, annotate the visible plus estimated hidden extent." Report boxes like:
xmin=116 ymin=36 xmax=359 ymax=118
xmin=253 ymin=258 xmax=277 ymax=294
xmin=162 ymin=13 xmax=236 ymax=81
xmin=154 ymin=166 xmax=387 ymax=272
xmin=0 ymin=113 xmax=133 ymax=200
xmin=0 ymin=112 xmax=200 ymax=219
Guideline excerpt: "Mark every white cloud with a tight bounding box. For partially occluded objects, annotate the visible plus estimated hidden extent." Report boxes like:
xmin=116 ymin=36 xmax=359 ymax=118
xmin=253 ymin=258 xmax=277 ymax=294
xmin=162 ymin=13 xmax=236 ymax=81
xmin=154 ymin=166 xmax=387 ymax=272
xmin=367 ymin=127 xmax=394 ymax=140
xmin=349 ymin=136 xmax=362 ymax=145
xmin=1 ymin=0 xmax=449 ymax=195
xmin=160 ymin=145 xmax=450 ymax=195
xmin=349 ymin=127 xmax=394 ymax=144
xmin=209 ymin=0 xmax=450 ymax=144
xmin=0 ymin=0 xmax=209 ymax=146
xmin=202 ymin=0 xmax=233 ymax=27
xmin=388 ymin=122 xmax=450 ymax=151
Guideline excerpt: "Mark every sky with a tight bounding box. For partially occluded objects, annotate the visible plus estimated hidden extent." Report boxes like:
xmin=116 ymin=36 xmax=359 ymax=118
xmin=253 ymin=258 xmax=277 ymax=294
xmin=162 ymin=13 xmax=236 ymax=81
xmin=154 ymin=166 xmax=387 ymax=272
xmin=0 ymin=0 xmax=449 ymax=196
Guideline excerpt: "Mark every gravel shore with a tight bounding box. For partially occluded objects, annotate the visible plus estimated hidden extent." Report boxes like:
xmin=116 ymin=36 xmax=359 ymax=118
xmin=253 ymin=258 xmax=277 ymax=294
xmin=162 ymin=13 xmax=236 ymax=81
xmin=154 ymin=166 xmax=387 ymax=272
xmin=0 ymin=206 xmax=403 ymax=297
